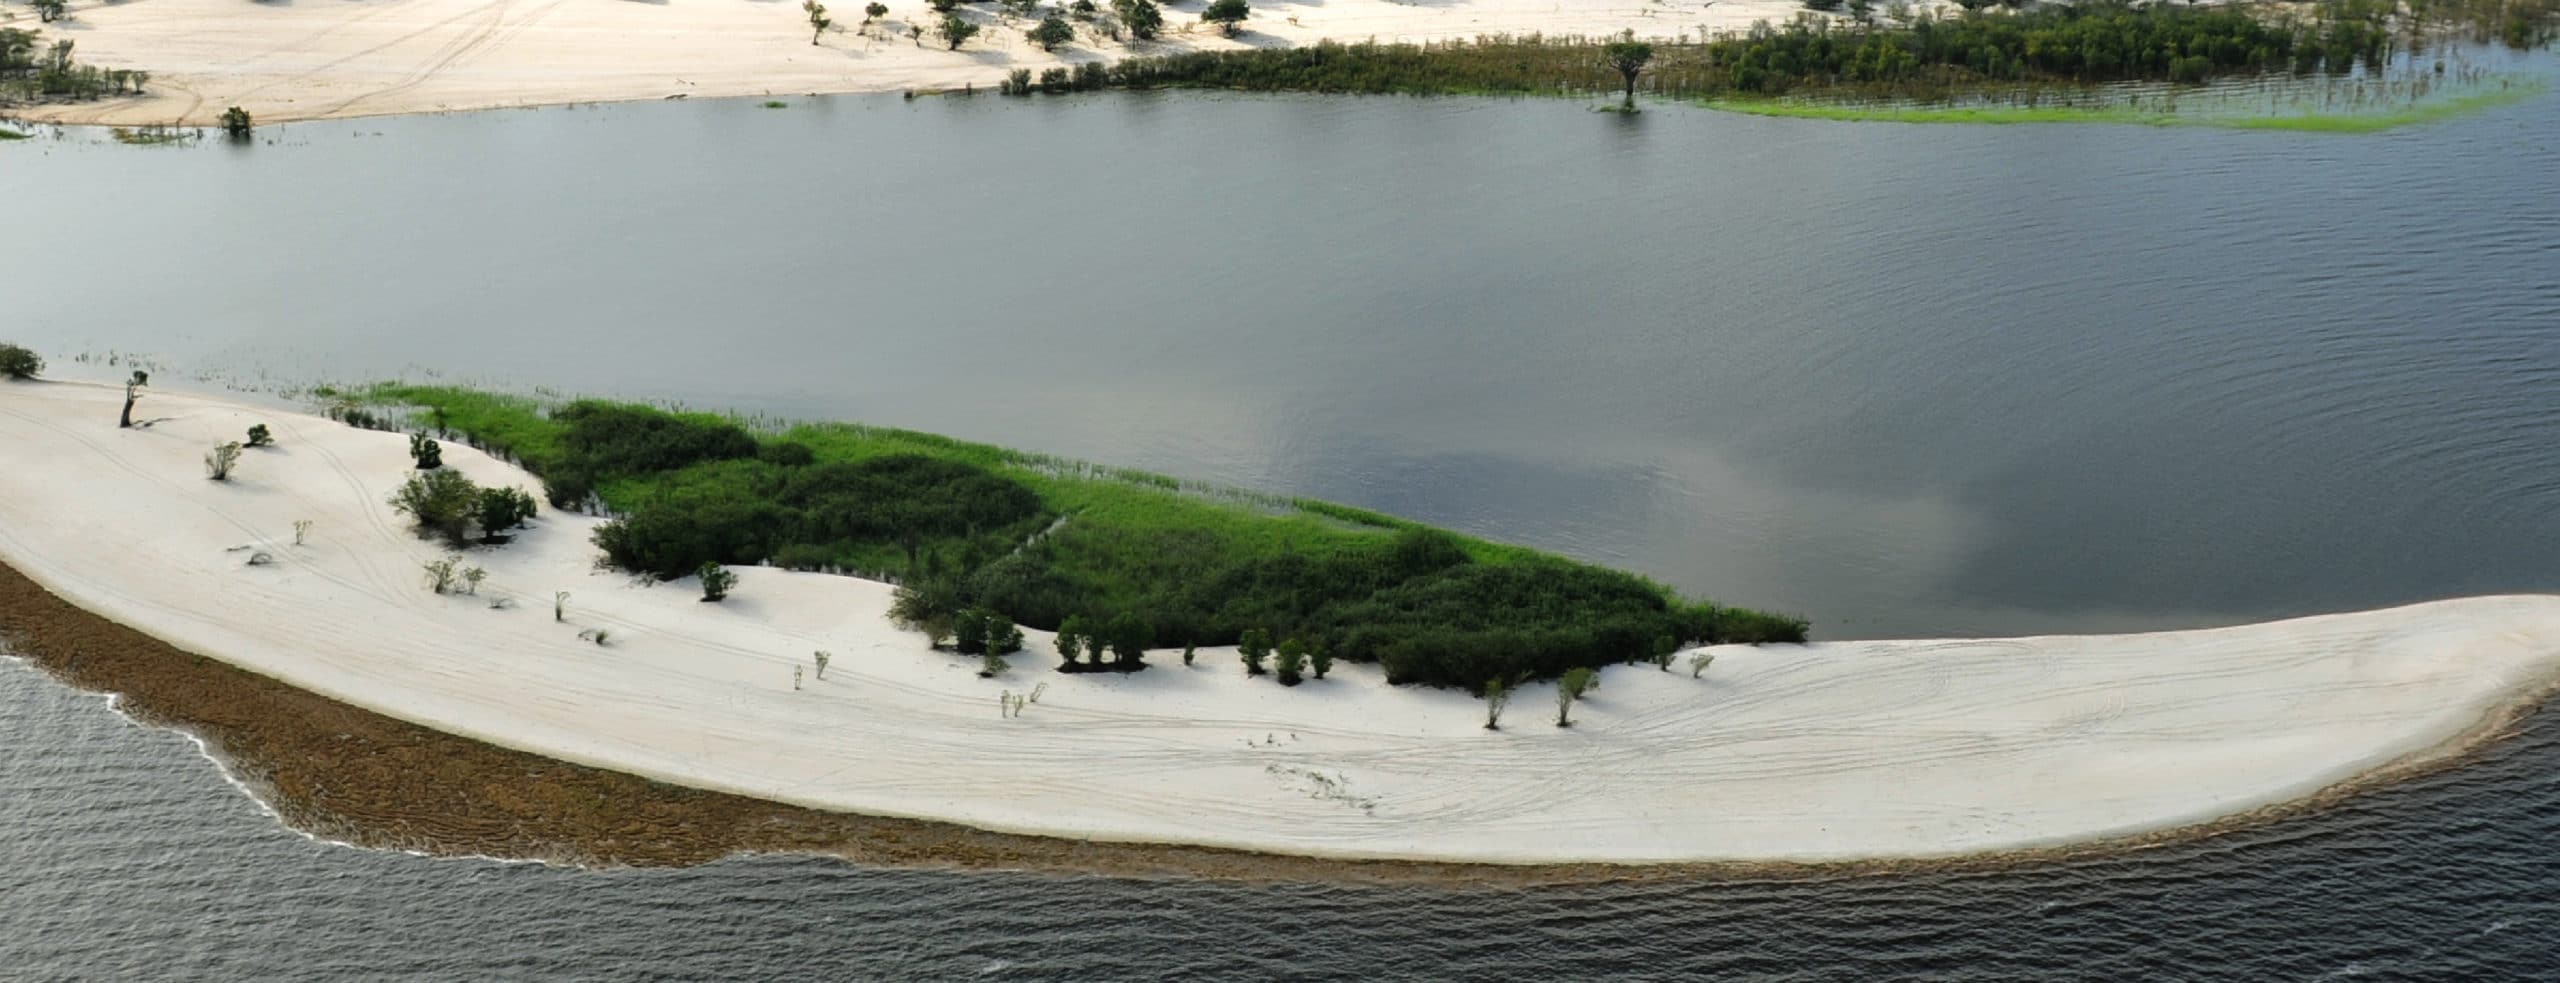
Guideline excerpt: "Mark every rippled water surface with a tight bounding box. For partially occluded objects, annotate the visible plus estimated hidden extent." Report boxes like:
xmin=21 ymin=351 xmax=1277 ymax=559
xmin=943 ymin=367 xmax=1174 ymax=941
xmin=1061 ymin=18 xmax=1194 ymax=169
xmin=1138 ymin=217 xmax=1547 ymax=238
xmin=6 ymin=656 xmax=2558 ymax=980
xmin=4 ymin=67 xmax=2559 ymax=979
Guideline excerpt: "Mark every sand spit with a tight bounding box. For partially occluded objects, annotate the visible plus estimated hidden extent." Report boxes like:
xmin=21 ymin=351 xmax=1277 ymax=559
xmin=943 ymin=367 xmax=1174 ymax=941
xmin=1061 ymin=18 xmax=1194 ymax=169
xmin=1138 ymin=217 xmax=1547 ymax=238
xmin=3 ymin=0 xmax=1813 ymax=127
xmin=2 ymin=378 xmax=2557 ymax=874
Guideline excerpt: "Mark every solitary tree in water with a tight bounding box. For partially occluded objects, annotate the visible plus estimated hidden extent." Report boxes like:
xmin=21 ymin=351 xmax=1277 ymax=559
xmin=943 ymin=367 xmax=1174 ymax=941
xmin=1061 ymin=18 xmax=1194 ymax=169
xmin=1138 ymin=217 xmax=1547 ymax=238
xmin=219 ymin=106 xmax=253 ymax=139
xmin=119 ymin=370 xmax=148 ymax=428
xmin=1604 ymin=33 xmax=1654 ymax=110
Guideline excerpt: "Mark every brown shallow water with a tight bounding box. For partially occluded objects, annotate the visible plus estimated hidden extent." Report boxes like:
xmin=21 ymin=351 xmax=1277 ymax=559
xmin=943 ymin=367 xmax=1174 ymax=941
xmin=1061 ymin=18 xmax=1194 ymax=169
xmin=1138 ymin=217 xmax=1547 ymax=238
xmin=7 ymin=555 xmax=2552 ymax=889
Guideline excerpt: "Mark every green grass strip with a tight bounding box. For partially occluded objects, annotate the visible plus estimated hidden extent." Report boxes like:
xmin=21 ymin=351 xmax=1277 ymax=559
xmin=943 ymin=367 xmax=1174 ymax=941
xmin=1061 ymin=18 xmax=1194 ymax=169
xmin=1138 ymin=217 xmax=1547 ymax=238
xmin=1704 ymin=77 xmax=2547 ymax=133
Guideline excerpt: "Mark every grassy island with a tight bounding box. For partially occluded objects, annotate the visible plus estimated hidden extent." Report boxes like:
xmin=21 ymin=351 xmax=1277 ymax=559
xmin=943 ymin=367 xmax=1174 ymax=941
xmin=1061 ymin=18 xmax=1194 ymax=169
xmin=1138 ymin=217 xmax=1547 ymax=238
xmin=347 ymin=385 xmax=1806 ymax=689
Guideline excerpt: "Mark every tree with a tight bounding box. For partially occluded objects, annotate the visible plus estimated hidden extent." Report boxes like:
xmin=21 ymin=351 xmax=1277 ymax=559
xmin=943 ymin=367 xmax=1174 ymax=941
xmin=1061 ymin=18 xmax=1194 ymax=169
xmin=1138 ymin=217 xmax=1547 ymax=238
xmin=955 ymin=607 xmax=991 ymax=655
xmin=205 ymin=442 xmax=243 ymax=481
xmin=990 ymin=619 xmax=1025 ymax=655
xmin=814 ymin=649 xmax=833 ymax=678
xmin=1483 ymin=677 xmax=1513 ymax=730
xmin=1555 ymin=667 xmax=1598 ymax=727
xmin=1201 ymin=0 xmax=1248 ymax=37
xmin=119 ymin=370 xmax=147 ymax=428
xmin=219 ymin=106 xmax=253 ymax=139
xmin=1309 ymin=643 xmax=1333 ymax=680
xmin=940 ymin=13 xmax=980 ymax=49
xmin=1273 ymin=637 xmax=1306 ymax=686
xmin=472 ymin=486 xmax=538 ymax=542
xmin=33 ymin=0 xmax=63 ymax=24
xmin=390 ymin=469 xmax=479 ymax=544
xmin=409 ymin=432 xmax=444 ymax=469
xmin=1054 ymin=615 xmax=1087 ymax=669
xmin=245 ymin=424 xmax=275 ymax=448
xmin=1181 ymin=642 xmax=1196 ymax=666
xmin=891 ymin=579 xmax=959 ymax=647
xmin=1603 ymin=33 xmax=1654 ymax=110
xmin=698 ymin=561 xmax=738 ymax=601
xmin=1689 ymin=652 xmax=1717 ymax=679
xmin=864 ymin=1 xmax=888 ymax=23
xmin=1239 ymin=627 xmax=1271 ymax=676
xmin=1114 ymin=0 xmax=1162 ymax=39
xmin=0 ymin=344 xmax=40 ymax=380
xmin=805 ymin=0 xmax=833 ymax=43
xmin=1649 ymin=635 xmax=1677 ymax=671
xmin=1027 ymin=14 xmax=1074 ymax=52
xmin=1105 ymin=612 xmax=1152 ymax=669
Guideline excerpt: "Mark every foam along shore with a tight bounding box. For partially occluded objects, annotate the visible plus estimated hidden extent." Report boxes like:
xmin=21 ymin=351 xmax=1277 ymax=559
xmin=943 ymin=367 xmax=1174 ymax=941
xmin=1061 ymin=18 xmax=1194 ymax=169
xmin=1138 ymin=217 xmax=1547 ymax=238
xmin=6 ymin=0 xmax=1817 ymax=127
xmin=3 ymin=379 xmax=2558 ymax=865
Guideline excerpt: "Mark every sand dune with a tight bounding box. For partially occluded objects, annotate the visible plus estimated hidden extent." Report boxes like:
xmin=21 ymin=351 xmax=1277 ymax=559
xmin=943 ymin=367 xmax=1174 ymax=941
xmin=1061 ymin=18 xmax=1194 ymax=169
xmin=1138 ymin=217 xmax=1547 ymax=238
xmin=4 ymin=0 xmax=1813 ymax=126
xmin=1 ymin=378 xmax=2555 ymax=864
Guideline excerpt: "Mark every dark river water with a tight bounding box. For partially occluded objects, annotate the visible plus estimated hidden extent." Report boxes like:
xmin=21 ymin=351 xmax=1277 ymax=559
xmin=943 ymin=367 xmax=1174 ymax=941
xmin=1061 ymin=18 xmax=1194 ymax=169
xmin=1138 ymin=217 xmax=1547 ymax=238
xmin=5 ymin=65 xmax=2559 ymax=979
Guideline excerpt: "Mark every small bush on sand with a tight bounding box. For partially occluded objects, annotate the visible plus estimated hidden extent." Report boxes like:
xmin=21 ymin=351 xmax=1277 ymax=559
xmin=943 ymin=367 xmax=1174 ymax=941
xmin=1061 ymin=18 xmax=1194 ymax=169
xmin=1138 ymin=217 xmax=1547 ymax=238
xmin=409 ymin=433 xmax=444 ymax=470
xmin=1555 ymin=667 xmax=1597 ymax=727
xmin=390 ymin=469 xmax=478 ymax=545
xmin=245 ymin=424 xmax=274 ymax=448
xmin=697 ymin=561 xmax=737 ymax=601
xmin=1239 ymin=627 xmax=1271 ymax=676
xmin=423 ymin=556 xmax=461 ymax=594
xmin=473 ymin=486 xmax=538 ymax=542
xmin=205 ymin=442 xmax=243 ymax=480
xmin=1274 ymin=637 xmax=1307 ymax=686
xmin=1483 ymin=676 xmax=1513 ymax=730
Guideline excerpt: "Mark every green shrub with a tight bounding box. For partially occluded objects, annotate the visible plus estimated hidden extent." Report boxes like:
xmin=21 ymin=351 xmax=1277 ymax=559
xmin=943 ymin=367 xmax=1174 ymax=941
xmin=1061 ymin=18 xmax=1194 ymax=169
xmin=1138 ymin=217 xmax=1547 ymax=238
xmin=698 ymin=561 xmax=738 ymax=601
xmin=409 ymin=433 xmax=444 ymax=470
xmin=0 ymin=344 xmax=41 ymax=380
xmin=1201 ymin=0 xmax=1247 ymax=37
xmin=1274 ymin=637 xmax=1306 ymax=686
xmin=473 ymin=486 xmax=538 ymax=542
xmin=1027 ymin=14 xmax=1073 ymax=51
xmin=390 ymin=469 xmax=479 ymax=544
xmin=245 ymin=424 xmax=274 ymax=448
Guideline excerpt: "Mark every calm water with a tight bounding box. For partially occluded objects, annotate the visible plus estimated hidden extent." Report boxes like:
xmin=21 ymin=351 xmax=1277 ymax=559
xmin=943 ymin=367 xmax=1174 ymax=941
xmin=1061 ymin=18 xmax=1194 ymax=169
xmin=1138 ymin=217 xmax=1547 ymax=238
xmin=7 ymin=81 xmax=2558 ymax=639
xmin=4 ymin=74 xmax=2559 ymax=978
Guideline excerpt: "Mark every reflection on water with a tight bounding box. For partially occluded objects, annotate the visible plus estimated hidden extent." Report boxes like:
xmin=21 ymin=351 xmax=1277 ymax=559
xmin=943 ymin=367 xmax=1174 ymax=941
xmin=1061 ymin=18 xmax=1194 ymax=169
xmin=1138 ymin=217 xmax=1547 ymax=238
xmin=2 ymin=70 xmax=2555 ymax=644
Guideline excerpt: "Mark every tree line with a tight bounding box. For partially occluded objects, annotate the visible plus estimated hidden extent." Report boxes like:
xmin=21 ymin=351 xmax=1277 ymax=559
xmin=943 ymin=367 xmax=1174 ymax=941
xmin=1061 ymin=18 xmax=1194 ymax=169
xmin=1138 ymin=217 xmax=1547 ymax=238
xmin=1073 ymin=1 xmax=2469 ymax=104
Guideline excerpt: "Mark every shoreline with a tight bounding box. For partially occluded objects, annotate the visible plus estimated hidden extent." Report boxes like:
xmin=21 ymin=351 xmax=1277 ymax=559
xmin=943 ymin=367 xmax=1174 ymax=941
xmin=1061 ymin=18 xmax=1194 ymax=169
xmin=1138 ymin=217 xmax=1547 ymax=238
xmin=3 ymin=379 xmax=2560 ymax=877
xmin=0 ymin=0 xmax=1814 ymax=128
xmin=9 ymin=552 xmax=2557 ymax=884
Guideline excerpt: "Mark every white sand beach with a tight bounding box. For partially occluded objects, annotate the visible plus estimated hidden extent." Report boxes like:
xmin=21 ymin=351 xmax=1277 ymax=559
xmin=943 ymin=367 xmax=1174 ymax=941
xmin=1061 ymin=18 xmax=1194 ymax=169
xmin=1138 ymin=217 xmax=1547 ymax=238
xmin=4 ymin=0 xmax=1809 ymax=126
xmin=2 ymin=378 xmax=2557 ymax=865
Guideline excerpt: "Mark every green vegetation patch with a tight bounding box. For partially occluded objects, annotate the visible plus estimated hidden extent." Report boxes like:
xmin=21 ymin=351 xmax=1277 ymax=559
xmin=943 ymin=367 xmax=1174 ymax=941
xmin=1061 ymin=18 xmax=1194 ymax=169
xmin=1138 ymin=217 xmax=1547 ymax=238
xmin=1707 ymin=76 xmax=2547 ymax=132
xmin=1101 ymin=1 xmax=2385 ymax=102
xmin=356 ymin=384 xmax=1806 ymax=688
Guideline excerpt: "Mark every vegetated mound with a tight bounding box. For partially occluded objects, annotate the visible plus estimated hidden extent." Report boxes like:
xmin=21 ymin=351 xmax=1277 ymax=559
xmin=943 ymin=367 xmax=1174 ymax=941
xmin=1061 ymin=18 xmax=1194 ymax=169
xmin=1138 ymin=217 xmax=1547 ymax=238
xmin=358 ymin=385 xmax=1806 ymax=689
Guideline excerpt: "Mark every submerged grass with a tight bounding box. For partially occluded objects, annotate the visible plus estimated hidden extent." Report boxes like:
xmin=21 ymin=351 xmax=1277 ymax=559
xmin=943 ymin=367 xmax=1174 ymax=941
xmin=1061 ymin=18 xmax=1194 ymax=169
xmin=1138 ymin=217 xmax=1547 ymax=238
xmin=1707 ymin=76 xmax=2546 ymax=131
